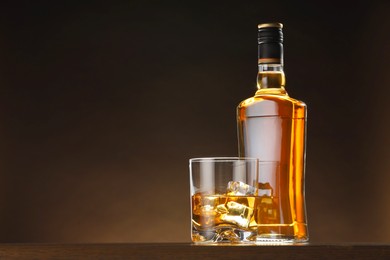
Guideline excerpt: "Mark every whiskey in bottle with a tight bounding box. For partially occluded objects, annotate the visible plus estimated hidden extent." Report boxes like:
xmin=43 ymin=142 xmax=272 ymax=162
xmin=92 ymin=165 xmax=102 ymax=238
xmin=236 ymin=23 xmax=308 ymax=243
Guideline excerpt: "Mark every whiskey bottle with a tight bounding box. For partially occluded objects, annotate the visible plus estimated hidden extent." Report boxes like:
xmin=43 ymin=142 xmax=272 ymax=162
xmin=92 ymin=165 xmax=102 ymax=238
xmin=237 ymin=23 xmax=308 ymax=243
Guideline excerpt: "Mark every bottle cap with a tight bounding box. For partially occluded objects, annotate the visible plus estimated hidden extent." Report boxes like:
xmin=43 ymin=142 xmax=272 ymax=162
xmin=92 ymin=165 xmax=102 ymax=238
xmin=257 ymin=23 xmax=284 ymax=64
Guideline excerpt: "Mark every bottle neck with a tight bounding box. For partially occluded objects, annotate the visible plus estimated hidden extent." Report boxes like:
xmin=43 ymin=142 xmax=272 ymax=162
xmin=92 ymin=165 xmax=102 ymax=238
xmin=256 ymin=63 xmax=287 ymax=95
xmin=256 ymin=24 xmax=286 ymax=95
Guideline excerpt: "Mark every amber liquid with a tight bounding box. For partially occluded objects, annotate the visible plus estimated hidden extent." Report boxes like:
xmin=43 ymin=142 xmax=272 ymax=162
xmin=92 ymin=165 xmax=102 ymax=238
xmin=191 ymin=191 xmax=298 ymax=243
xmin=192 ymin=194 xmax=258 ymax=230
xmin=236 ymin=71 xmax=308 ymax=242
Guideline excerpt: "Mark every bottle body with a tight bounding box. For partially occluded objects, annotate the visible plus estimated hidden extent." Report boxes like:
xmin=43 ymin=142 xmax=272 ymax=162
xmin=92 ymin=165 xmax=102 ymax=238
xmin=237 ymin=88 xmax=308 ymax=242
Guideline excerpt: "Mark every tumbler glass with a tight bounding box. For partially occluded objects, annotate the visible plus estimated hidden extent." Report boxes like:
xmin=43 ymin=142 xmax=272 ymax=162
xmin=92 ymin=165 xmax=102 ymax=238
xmin=190 ymin=157 xmax=259 ymax=244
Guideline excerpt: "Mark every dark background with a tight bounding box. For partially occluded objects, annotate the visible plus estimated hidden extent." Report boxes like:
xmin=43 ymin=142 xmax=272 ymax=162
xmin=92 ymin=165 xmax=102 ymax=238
xmin=0 ymin=0 xmax=389 ymax=243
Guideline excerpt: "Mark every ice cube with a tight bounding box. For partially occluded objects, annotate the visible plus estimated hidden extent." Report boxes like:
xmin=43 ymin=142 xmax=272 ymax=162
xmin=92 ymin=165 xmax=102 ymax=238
xmin=220 ymin=201 xmax=254 ymax=228
xmin=258 ymin=196 xmax=278 ymax=222
xmin=227 ymin=181 xmax=256 ymax=195
xmin=258 ymin=182 xmax=273 ymax=196
xmin=215 ymin=204 xmax=228 ymax=214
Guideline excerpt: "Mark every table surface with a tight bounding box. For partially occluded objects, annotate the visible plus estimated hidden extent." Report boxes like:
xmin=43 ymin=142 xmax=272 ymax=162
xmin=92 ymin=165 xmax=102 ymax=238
xmin=0 ymin=243 xmax=389 ymax=259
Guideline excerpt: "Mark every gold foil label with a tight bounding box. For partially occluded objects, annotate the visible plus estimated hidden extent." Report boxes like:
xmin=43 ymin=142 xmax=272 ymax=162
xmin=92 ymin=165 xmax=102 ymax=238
xmin=258 ymin=58 xmax=281 ymax=64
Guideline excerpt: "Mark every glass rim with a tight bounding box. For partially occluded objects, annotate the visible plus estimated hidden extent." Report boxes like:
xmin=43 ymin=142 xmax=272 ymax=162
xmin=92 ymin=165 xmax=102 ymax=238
xmin=189 ymin=157 xmax=259 ymax=163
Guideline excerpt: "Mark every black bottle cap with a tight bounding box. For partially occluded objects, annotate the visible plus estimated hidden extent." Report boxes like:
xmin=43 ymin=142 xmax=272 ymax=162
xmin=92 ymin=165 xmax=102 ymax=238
xmin=257 ymin=23 xmax=284 ymax=64
xmin=258 ymin=23 xmax=283 ymax=43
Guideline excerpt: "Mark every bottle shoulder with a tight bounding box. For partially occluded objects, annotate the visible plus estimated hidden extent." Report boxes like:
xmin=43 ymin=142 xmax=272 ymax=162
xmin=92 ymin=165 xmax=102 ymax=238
xmin=238 ymin=93 xmax=306 ymax=107
xmin=237 ymin=93 xmax=306 ymax=118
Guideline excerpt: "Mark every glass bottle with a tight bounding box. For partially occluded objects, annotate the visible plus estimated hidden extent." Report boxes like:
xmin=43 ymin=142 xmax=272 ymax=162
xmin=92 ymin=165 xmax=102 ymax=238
xmin=236 ymin=23 xmax=308 ymax=243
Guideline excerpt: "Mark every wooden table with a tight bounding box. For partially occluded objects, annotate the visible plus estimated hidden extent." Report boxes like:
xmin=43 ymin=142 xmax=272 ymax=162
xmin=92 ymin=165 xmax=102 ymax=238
xmin=0 ymin=243 xmax=389 ymax=259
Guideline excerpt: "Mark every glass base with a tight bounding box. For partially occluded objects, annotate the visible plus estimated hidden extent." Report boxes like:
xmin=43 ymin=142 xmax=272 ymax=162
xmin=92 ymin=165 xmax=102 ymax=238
xmin=192 ymin=229 xmax=308 ymax=245
xmin=192 ymin=228 xmax=257 ymax=244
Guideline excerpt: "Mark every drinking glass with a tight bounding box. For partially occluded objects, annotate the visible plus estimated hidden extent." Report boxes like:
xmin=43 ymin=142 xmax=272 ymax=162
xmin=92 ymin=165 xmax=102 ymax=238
xmin=190 ymin=157 xmax=259 ymax=244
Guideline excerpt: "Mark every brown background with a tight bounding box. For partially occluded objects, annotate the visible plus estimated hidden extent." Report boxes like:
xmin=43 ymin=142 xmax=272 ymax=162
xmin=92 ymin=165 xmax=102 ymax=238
xmin=0 ymin=0 xmax=389 ymax=243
